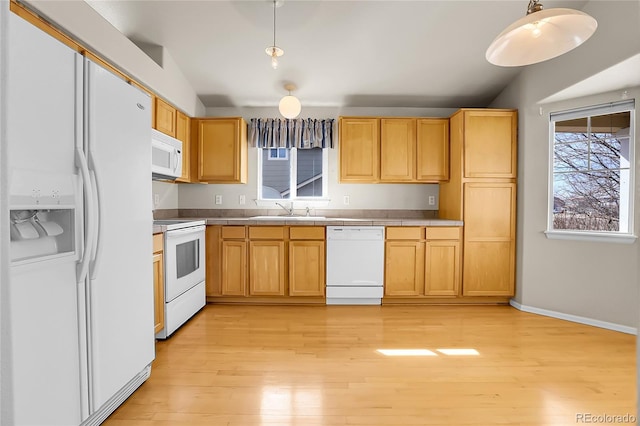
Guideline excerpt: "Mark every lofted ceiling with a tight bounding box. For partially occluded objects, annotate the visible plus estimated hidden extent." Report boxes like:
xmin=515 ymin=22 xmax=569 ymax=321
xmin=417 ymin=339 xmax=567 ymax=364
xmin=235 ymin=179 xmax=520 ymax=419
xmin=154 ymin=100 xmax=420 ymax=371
xmin=84 ymin=0 xmax=590 ymax=109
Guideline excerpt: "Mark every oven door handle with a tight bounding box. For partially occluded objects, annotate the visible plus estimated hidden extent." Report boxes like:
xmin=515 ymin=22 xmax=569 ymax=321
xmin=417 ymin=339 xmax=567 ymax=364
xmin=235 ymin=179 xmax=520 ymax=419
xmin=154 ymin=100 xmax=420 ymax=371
xmin=165 ymin=225 xmax=206 ymax=238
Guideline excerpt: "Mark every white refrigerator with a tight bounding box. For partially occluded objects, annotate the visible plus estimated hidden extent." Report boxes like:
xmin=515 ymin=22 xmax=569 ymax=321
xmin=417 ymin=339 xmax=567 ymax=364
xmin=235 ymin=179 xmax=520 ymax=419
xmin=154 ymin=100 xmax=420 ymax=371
xmin=6 ymin=12 xmax=155 ymax=426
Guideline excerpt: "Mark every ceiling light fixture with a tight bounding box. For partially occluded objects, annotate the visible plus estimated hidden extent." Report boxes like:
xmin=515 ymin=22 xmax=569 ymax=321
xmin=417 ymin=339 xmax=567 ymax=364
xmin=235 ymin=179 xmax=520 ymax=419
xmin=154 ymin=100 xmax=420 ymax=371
xmin=265 ymin=0 xmax=284 ymax=69
xmin=278 ymin=83 xmax=301 ymax=119
xmin=485 ymin=0 xmax=597 ymax=67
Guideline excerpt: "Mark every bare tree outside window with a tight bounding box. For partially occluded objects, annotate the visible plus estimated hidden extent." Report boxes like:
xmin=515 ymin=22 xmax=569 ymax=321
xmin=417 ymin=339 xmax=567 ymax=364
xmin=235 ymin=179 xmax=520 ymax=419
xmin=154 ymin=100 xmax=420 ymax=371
xmin=552 ymin=111 xmax=632 ymax=232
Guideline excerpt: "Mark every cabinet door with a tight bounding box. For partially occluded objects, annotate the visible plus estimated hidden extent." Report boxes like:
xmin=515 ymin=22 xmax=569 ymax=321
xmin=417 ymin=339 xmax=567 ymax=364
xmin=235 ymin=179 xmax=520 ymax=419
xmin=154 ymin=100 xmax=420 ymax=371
xmin=463 ymin=111 xmax=517 ymax=178
xmin=152 ymin=252 xmax=165 ymax=334
xmin=380 ymin=118 xmax=416 ymax=181
xmin=417 ymin=118 xmax=449 ymax=181
xmin=175 ymin=111 xmax=191 ymax=182
xmin=198 ymin=118 xmax=247 ymax=183
xmin=339 ymin=118 xmax=379 ymax=182
xmin=425 ymin=240 xmax=460 ymax=296
xmin=462 ymin=182 xmax=516 ymax=296
xmin=221 ymin=240 xmax=247 ymax=296
xmin=289 ymin=241 xmax=325 ymax=296
xmin=205 ymin=226 xmax=222 ymax=297
xmin=384 ymin=241 xmax=425 ymax=296
xmin=154 ymin=97 xmax=176 ymax=137
xmin=249 ymin=241 xmax=285 ymax=296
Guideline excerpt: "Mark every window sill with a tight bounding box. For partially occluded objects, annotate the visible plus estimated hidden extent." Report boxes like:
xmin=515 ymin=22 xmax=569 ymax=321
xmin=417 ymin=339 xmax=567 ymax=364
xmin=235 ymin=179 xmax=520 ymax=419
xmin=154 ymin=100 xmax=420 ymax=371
xmin=544 ymin=230 xmax=637 ymax=244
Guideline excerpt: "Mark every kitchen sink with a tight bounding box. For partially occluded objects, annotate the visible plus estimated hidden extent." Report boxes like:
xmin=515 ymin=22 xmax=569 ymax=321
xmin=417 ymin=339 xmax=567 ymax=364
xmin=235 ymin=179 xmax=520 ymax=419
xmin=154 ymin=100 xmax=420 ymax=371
xmin=248 ymin=215 xmax=326 ymax=220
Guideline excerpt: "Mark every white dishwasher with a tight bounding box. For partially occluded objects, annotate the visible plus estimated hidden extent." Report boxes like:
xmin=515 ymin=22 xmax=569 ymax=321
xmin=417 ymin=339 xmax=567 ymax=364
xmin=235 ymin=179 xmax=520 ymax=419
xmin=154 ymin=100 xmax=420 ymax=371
xmin=326 ymin=226 xmax=385 ymax=305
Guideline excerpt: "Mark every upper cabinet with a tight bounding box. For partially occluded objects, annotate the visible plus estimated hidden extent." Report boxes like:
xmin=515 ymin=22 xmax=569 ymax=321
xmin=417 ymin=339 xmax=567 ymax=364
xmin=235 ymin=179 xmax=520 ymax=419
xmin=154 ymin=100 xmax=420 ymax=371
xmin=153 ymin=97 xmax=177 ymax=138
xmin=380 ymin=118 xmax=416 ymax=182
xmin=416 ymin=118 xmax=449 ymax=181
xmin=339 ymin=117 xmax=380 ymax=182
xmin=460 ymin=110 xmax=517 ymax=179
xmin=175 ymin=111 xmax=191 ymax=182
xmin=340 ymin=116 xmax=449 ymax=183
xmin=193 ymin=117 xmax=247 ymax=184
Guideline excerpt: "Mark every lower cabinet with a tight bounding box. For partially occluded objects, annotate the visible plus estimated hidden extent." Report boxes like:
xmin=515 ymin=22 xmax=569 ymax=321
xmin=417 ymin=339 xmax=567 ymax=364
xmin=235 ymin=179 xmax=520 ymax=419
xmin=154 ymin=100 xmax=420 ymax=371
xmin=206 ymin=225 xmax=326 ymax=302
xmin=152 ymin=233 xmax=165 ymax=334
xmin=384 ymin=226 xmax=461 ymax=299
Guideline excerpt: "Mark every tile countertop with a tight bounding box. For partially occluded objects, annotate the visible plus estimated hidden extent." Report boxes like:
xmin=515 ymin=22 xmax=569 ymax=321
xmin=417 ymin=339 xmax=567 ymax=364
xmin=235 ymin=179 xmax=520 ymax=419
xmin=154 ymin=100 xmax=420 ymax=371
xmin=199 ymin=217 xmax=463 ymax=226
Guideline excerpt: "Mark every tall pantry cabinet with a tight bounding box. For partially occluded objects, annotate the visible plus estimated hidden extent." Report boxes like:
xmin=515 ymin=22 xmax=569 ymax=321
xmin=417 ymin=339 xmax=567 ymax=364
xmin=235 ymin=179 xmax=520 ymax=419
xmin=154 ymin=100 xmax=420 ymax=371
xmin=439 ymin=109 xmax=517 ymax=297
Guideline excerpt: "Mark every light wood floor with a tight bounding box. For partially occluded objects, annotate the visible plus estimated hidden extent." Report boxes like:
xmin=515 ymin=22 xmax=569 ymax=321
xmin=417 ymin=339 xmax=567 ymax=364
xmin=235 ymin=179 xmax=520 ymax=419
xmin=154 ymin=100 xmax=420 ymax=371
xmin=104 ymin=305 xmax=636 ymax=426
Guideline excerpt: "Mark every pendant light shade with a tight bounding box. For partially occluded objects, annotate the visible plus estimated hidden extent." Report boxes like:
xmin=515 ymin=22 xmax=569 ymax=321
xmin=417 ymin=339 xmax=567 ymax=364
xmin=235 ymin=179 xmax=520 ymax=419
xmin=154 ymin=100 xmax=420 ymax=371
xmin=278 ymin=84 xmax=301 ymax=119
xmin=486 ymin=1 xmax=597 ymax=67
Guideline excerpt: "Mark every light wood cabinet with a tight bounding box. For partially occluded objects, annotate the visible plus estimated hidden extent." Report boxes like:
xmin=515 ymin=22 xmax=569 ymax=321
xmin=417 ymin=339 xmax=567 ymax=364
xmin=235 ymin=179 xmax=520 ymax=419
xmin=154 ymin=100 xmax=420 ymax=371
xmin=289 ymin=227 xmax=325 ymax=297
xmin=417 ymin=118 xmax=449 ymax=181
xmin=340 ymin=116 xmax=448 ymax=183
xmin=249 ymin=241 xmax=286 ymax=296
xmin=339 ymin=117 xmax=379 ymax=182
xmin=175 ymin=111 xmax=191 ymax=182
xmin=193 ymin=117 xmax=247 ymax=183
xmin=154 ymin=97 xmax=177 ymax=138
xmin=439 ymin=109 xmax=517 ymax=298
xmin=219 ymin=226 xmax=247 ymax=296
xmin=152 ymin=234 xmax=165 ymax=334
xmin=206 ymin=225 xmax=326 ymax=303
xmin=462 ymin=182 xmax=516 ymax=296
xmin=425 ymin=227 xmax=461 ymax=297
xmin=463 ymin=110 xmax=517 ymax=179
xmin=385 ymin=240 xmax=425 ymax=296
xmin=384 ymin=226 xmax=461 ymax=299
xmin=380 ymin=118 xmax=416 ymax=181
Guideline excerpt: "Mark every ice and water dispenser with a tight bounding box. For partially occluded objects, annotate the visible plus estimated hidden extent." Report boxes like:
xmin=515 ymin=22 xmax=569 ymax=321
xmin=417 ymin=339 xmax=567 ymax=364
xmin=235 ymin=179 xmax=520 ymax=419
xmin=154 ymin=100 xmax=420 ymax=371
xmin=9 ymin=171 xmax=79 ymax=264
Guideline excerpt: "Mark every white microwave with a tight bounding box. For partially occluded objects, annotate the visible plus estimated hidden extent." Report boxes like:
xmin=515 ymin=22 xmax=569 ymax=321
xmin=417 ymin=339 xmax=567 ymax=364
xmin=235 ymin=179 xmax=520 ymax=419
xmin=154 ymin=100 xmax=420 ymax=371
xmin=151 ymin=128 xmax=182 ymax=180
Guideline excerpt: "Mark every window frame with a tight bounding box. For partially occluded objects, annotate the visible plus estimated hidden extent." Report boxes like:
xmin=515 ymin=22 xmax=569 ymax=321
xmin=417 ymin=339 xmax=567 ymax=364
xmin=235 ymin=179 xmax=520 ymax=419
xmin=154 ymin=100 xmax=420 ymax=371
xmin=545 ymin=100 xmax=636 ymax=243
xmin=256 ymin=147 xmax=329 ymax=204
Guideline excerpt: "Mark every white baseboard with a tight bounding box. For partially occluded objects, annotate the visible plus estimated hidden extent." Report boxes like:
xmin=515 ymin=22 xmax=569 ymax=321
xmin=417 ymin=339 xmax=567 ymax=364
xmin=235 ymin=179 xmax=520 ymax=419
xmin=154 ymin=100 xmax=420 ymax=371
xmin=509 ymin=299 xmax=637 ymax=335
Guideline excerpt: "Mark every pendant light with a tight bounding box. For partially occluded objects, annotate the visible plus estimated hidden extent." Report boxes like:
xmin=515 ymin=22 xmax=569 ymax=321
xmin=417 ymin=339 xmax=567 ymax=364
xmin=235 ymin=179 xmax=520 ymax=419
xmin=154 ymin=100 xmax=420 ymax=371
xmin=279 ymin=84 xmax=301 ymax=119
xmin=486 ymin=0 xmax=597 ymax=67
xmin=265 ymin=0 xmax=284 ymax=69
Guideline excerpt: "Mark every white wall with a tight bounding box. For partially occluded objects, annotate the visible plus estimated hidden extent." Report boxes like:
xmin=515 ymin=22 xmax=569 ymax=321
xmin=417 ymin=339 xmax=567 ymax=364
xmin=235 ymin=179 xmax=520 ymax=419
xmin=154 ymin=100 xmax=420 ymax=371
xmin=23 ymin=0 xmax=205 ymax=117
xmin=491 ymin=0 xmax=640 ymax=329
xmin=152 ymin=181 xmax=179 ymax=211
xmin=0 ymin=3 xmax=8 ymax=423
xmin=179 ymin=106 xmax=456 ymax=212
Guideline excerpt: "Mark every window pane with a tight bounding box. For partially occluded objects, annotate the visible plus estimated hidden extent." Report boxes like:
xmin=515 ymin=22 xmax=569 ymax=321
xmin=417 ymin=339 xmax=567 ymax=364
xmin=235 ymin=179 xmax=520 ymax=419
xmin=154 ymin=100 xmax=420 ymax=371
xmin=262 ymin=149 xmax=290 ymax=199
xmin=553 ymin=170 xmax=621 ymax=232
xmin=296 ymin=148 xmax=323 ymax=197
xmin=590 ymin=137 xmax=622 ymax=170
xmin=554 ymin=117 xmax=589 ymax=142
xmin=553 ymin=141 xmax=589 ymax=171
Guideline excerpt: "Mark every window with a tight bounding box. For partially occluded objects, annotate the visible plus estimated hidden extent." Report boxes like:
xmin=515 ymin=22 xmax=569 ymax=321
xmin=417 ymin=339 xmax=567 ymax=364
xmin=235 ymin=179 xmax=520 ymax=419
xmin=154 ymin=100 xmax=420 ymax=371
xmin=258 ymin=148 xmax=328 ymax=200
xmin=268 ymin=148 xmax=288 ymax=160
xmin=548 ymin=100 xmax=635 ymax=240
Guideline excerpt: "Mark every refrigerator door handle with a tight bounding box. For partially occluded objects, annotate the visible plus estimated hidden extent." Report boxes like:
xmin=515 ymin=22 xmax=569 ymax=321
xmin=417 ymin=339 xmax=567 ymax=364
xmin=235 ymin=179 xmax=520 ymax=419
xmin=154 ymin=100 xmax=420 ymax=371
xmin=89 ymin=152 xmax=104 ymax=280
xmin=75 ymin=146 xmax=95 ymax=283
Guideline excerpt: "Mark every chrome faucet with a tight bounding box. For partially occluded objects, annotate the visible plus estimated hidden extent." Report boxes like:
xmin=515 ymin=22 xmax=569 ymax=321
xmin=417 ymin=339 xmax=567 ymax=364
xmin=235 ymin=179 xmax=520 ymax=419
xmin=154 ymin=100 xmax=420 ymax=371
xmin=305 ymin=207 xmax=311 ymax=217
xmin=275 ymin=202 xmax=294 ymax=216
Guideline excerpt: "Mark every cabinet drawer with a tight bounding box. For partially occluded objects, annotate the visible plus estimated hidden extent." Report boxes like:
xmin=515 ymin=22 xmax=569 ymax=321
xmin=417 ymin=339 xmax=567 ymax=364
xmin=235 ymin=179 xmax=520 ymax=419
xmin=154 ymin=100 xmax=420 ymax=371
xmin=426 ymin=227 xmax=461 ymax=240
xmin=249 ymin=226 xmax=286 ymax=240
xmin=222 ymin=226 xmax=246 ymax=239
xmin=153 ymin=233 xmax=164 ymax=253
xmin=386 ymin=227 xmax=424 ymax=240
xmin=289 ymin=226 xmax=325 ymax=240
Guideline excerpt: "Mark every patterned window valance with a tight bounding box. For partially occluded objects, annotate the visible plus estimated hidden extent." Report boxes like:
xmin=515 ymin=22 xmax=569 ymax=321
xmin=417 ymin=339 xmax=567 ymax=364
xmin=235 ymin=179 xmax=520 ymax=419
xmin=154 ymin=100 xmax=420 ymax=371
xmin=248 ymin=118 xmax=335 ymax=149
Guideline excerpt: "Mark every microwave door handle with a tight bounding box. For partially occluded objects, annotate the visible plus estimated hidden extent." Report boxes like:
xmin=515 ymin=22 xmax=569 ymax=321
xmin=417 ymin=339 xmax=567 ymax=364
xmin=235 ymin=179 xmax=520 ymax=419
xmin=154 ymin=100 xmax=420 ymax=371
xmin=173 ymin=149 xmax=179 ymax=173
xmin=75 ymin=147 xmax=96 ymax=284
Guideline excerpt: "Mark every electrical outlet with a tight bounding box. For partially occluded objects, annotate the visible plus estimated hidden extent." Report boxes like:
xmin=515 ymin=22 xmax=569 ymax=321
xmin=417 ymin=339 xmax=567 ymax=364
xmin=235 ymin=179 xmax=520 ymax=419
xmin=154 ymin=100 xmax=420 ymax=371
xmin=239 ymin=195 xmax=246 ymax=205
xmin=343 ymin=195 xmax=350 ymax=205
xmin=215 ymin=195 xmax=223 ymax=205
xmin=428 ymin=196 xmax=436 ymax=206
xmin=154 ymin=194 xmax=160 ymax=207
